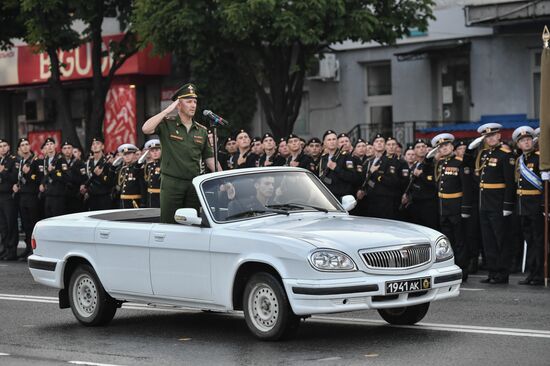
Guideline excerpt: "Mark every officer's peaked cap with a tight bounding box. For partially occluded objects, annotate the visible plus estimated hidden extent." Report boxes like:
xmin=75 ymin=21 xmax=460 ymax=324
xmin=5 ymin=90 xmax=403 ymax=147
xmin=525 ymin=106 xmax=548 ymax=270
xmin=512 ymin=126 xmax=535 ymax=143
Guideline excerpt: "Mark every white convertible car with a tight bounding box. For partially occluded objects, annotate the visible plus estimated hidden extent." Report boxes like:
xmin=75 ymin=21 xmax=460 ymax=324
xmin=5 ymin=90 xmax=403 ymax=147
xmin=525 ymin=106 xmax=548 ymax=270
xmin=28 ymin=167 xmax=462 ymax=340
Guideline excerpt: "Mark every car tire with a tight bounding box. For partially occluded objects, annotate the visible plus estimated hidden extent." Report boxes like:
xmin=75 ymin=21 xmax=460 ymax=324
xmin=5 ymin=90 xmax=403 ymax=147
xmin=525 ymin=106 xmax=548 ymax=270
xmin=68 ymin=264 xmax=117 ymax=326
xmin=243 ymin=272 xmax=300 ymax=341
xmin=377 ymin=302 xmax=430 ymax=325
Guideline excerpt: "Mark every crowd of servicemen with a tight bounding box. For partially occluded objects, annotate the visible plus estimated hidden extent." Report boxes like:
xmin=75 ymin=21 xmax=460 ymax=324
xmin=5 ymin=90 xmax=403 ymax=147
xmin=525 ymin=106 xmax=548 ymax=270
xmin=0 ymin=121 xmax=546 ymax=287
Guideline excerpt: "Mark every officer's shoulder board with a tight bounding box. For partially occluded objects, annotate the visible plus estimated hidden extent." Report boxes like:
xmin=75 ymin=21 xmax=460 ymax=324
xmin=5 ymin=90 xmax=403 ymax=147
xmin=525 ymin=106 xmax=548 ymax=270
xmin=321 ymin=153 xmax=328 ymax=157
xmin=194 ymin=122 xmax=208 ymax=130
xmin=499 ymin=145 xmax=511 ymax=153
xmin=165 ymin=116 xmax=177 ymax=122
xmin=341 ymin=151 xmax=348 ymax=156
xmin=454 ymin=156 xmax=463 ymax=161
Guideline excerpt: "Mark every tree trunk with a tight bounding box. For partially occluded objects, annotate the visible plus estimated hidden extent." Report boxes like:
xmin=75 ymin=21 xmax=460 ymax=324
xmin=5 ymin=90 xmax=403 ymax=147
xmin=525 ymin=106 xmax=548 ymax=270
xmin=86 ymin=19 xmax=106 ymax=149
xmin=47 ymin=49 xmax=82 ymax=150
xmin=252 ymin=44 xmax=307 ymax=138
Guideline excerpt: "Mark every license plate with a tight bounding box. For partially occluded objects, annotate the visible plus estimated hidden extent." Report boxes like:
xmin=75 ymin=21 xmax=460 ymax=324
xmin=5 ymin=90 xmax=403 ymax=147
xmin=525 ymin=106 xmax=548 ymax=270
xmin=385 ymin=278 xmax=431 ymax=294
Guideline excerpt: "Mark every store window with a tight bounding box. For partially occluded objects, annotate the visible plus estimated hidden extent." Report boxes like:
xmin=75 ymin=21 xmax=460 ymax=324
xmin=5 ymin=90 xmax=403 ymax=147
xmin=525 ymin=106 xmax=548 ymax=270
xmin=365 ymin=62 xmax=393 ymax=140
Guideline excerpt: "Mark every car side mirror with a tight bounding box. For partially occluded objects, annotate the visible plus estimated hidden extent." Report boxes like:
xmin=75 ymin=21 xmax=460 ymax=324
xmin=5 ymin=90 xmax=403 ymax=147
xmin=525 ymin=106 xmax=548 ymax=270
xmin=341 ymin=195 xmax=357 ymax=212
xmin=174 ymin=208 xmax=202 ymax=226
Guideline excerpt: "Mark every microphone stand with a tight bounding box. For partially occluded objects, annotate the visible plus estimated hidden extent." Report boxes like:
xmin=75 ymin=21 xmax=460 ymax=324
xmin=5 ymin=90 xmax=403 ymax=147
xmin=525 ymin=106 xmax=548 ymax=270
xmin=208 ymin=115 xmax=225 ymax=172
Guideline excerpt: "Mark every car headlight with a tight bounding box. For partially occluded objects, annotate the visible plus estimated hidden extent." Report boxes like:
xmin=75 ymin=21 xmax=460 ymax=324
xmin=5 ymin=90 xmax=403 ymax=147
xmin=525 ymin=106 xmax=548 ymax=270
xmin=308 ymin=249 xmax=357 ymax=271
xmin=435 ymin=237 xmax=454 ymax=262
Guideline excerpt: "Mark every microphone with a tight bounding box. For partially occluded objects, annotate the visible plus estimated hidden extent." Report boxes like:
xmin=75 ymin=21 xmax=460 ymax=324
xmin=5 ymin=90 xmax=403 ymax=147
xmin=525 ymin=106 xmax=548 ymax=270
xmin=203 ymin=110 xmax=229 ymax=126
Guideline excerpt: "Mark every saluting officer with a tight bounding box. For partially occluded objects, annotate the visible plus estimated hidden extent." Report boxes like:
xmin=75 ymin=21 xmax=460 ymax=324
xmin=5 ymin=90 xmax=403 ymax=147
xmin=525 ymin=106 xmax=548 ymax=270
xmin=258 ymin=133 xmax=286 ymax=167
xmin=114 ymin=144 xmax=145 ymax=209
xmin=141 ymin=83 xmax=218 ymax=224
xmin=144 ymin=139 xmax=162 ymax=208
xmin=432 ymin=133 xmax=473 ymax=281
xmin=82 ymin=137 xmax=114 ymax=211
xmin=12 ymin=138 xmax=41 ymax=259
xmin=0 ymin=139 xmax=19 ymax=260
xmin=512 ymin=126 xmax=544 ymax=286
xmin=475 ymin=123 xmax=515 ymax=284
xmin=318 ymin=130 xmax=359 ymax=201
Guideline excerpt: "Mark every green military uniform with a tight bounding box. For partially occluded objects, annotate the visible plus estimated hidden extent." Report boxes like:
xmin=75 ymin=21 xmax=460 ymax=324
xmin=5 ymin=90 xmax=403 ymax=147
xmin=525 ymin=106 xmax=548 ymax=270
xmin=154 ymin=84 xmax=213 ymax=223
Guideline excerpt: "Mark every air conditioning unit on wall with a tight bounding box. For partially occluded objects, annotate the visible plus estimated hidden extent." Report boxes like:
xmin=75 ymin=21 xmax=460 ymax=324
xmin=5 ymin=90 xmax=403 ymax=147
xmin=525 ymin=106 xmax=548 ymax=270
xmin=308 ymin=53 xmax=340 ymax=81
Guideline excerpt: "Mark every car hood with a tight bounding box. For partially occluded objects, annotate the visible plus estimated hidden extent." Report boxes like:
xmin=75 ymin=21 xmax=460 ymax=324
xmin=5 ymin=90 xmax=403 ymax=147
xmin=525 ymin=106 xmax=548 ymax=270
xmin=232 ymin=214 xmax=440 ymax=251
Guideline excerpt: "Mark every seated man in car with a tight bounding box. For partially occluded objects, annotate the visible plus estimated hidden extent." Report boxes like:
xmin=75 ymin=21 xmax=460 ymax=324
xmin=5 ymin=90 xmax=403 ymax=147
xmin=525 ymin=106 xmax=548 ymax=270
xmin=225 ymin=175 xmax=275 ymax=218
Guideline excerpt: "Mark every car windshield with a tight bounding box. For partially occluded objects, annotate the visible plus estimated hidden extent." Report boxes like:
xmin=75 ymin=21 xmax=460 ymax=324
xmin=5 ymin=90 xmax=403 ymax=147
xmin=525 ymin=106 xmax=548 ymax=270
xmin=200 ymin=170 xmax=344 ymax=223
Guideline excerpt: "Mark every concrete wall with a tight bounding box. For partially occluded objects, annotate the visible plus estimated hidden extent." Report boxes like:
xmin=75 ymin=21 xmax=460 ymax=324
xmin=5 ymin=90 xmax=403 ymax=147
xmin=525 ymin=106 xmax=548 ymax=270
xmin=470 ymin=35 xmax=538 ymax=120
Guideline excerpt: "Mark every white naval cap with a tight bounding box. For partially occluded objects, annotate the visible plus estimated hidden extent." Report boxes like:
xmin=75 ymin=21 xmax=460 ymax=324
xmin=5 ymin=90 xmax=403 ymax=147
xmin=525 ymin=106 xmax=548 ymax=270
xmin=144 ymin=139 xmax=161 ymax=150
xmin=117 ymin=143 xmax=138 ymax=154
xmin=431 ymin=133 xmax=455 ymax=148
xmin=535 ymin=127 xmax=540 ymax=137
xmin=477 ymin=123 xmax=502 ymax=136
xmin=512 ymin=126 xmax=535 ymax=143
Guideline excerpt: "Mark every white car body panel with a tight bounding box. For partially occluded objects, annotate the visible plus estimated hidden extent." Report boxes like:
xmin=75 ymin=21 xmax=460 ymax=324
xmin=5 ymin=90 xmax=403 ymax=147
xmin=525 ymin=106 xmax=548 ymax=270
xmin=29 ymin=167 xmax=461 ymax=316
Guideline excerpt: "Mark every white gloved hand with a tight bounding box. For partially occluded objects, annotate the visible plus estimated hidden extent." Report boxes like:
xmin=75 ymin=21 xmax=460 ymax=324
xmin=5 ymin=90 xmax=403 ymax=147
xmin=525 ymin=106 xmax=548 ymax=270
xmin=461 ymin=214 xmax=471 ymax=218
xmin=503 ymin=210 xmax=513 ymax=217
xmin=542 ymin=171 xmax=550 ymax=181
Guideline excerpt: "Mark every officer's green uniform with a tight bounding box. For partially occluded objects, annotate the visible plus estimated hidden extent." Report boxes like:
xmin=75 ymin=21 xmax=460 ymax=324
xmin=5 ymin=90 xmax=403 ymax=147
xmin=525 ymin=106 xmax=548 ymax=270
xmin=154 ymin=84 xmax=213 ymax=223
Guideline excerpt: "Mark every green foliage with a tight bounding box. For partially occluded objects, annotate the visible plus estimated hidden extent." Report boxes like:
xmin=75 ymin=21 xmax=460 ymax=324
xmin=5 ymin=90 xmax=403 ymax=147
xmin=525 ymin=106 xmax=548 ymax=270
xmin=135 ymin=0 xmax=434 ymax=136
xmin=19 ymin=0 xmax=81 ymax=52
xmin=0 ymin=0 xmax=26 ymax=50
xmin=193 ymin=52 xmax=258 ymax=137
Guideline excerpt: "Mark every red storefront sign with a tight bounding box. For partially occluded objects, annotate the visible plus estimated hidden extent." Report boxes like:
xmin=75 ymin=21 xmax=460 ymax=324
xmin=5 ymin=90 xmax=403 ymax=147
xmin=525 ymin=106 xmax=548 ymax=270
xmin=0 ymin=34 xmax=170 ymax=87
xmin=103 ymin=85 xmax=137 ymax=154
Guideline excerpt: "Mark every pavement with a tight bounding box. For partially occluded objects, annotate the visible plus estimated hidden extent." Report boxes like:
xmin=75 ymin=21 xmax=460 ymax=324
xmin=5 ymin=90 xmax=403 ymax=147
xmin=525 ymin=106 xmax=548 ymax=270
xmin=0 ymin=257 xmax=549 ymax=366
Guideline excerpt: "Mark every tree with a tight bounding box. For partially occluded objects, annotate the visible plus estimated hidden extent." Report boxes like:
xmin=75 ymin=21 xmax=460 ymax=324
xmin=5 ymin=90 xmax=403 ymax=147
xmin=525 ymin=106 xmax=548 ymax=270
xmin=74 ymin=0 xmax=139 ymax=147
xmin=1 ymin=0 xmax=139 ymax=149
xmin=134 ymin=0 xmax=435 ymax=137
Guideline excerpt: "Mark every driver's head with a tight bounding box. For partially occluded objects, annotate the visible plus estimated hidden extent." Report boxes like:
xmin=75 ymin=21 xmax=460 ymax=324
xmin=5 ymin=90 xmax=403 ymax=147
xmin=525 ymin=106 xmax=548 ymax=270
xmin=255 ymin=176 xmax=275 ymax=199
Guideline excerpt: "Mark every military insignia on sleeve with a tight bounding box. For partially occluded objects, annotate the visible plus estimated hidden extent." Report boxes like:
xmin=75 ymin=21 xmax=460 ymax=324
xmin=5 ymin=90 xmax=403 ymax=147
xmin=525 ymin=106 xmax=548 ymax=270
xmin=509 ymin=158 xmax=515 ymax=165
xmin=310 ymin=163 xmax=317 ymax=172
xmin=427 ymin=175 xmax=433 ymax=181
xmin=56 ymin=171 xmax=62 ymax=177
xmin=463 ymin=167 xmax=470 ymax=174
xmin=31 ymin=174 xmax=36 ymax=180
xmin=346 ymin=160 xmax=354 ymax=169
xmin=15 ymin=163 xmax=20 ymax=169
xmin=62 ymin=163 xmax=67 ymax=171
xmin=80 ymin=168 xmax=86 ymax=174
xmin=389 ymin=166 xmax=396 ymax=174
xmin=39 ymin=166 xmax=44 ymax=172
xmin=356 ymin=164 xmax=363 ymax=173
xmin=402 ymin=169 xmax=409 ymax=177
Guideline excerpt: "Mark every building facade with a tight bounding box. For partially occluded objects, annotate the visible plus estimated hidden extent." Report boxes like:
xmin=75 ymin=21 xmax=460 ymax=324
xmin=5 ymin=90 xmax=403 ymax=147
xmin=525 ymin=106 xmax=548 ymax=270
xmin=251 ymin=0 xmax=548 ymax=144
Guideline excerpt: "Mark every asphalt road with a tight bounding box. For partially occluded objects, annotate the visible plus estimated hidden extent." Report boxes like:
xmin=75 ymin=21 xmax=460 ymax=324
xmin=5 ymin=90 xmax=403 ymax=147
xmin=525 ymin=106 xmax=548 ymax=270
xmin=1 ymin=260 xmax=550 ymax=366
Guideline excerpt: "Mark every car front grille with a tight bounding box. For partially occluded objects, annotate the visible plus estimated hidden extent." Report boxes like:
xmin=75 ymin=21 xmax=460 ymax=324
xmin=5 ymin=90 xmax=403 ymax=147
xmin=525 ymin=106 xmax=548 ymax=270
xmin=361 ymin=244 xmax=432 ymax=270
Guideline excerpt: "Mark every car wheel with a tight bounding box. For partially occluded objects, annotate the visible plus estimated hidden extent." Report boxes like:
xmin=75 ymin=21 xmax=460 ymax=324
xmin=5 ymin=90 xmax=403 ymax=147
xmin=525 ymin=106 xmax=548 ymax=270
xmin=243 ymin=272 xmax=300 ymax=341
xmin=377 ymin=302 xmax=430 ymax=325
xmin=68 ymin=264 xmax=117 ymax=326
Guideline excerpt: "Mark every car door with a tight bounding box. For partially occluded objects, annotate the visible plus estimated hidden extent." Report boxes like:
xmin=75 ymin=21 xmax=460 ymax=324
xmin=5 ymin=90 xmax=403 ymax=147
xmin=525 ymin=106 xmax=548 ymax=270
xmin=94 ymin=221 xmax=154 ymax=295
xmin=149 ymin=223 xmax=212 ymax=301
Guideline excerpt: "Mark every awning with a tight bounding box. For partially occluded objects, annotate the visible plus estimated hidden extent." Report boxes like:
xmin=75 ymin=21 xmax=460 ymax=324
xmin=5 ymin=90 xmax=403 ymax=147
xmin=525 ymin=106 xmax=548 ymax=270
xmin=465 ymin=0 xmax=550 ymax=27
xmin=416 ymin=115 xmax=539 ymax=140
xmin=395 ymin=41 xmax=470 ymax=62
